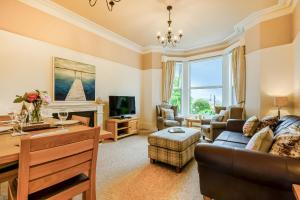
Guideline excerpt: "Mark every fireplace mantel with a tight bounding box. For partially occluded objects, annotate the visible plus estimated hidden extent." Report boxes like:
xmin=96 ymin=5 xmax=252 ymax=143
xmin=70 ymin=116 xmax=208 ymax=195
xmin=45 ymin=102 xmax=104 ymax=127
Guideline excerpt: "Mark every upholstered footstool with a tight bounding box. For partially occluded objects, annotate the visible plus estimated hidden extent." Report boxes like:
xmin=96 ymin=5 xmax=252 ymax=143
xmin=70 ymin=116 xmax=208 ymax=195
xmin=148 ymin=127 xmax=201 ymax=172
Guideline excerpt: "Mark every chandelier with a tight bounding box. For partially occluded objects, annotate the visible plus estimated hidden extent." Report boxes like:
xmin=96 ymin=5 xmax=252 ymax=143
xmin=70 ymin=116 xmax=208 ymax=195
xmin=156 ymin=5 xmax=183 ymax=48
xmin=88 ymin=0 xmax=121 ymax=11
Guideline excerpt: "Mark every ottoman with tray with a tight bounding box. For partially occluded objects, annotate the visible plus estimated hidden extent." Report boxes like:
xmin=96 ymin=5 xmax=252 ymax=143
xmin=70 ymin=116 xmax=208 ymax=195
xmin=148 ymin=127 xmax=201 ymax=172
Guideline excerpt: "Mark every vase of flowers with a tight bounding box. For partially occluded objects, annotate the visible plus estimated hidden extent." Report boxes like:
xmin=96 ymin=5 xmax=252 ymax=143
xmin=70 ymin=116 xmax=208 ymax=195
xmin=14 ymin=90 xmax=51 ymax=123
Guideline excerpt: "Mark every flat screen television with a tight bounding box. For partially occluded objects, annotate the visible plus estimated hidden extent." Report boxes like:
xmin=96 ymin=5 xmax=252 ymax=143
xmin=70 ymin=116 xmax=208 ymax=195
xmin=109 ymin=96 xmax=136 ymax=118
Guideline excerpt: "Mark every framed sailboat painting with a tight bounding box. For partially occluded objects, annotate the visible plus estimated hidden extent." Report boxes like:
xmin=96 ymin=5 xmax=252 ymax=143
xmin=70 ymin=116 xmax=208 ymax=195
xmin=53 ymin=57 xmax=96 ymax=102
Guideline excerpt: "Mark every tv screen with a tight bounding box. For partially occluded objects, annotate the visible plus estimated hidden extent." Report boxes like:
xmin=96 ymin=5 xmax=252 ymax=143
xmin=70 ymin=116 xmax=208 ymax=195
xmin=109 ymin=96 xmax=136 ymax=117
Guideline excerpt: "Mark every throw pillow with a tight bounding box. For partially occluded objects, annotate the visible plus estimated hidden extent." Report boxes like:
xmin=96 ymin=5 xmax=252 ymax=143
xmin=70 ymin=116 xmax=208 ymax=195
xmin=161 ymin=108 xmax=175 ymax=120
xmin=219 ymin=110 xmax=229 ymax=122
xmin=211 ymin=114 xmax=223 ymax=122
xmin=243 ymin=116 xmax=260 ymax=137
xmin=269 ymin=133 xmax=300 ymax=158
xmin=256 ymin=116 xmax=279 ymax=132
xmin=245 ymin=126 xmax=274 ymax=152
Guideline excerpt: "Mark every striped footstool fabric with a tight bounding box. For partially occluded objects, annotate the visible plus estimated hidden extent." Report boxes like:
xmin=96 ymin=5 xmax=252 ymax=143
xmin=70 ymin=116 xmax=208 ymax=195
xmin=148 ymin=127 xmax=200 ymax=169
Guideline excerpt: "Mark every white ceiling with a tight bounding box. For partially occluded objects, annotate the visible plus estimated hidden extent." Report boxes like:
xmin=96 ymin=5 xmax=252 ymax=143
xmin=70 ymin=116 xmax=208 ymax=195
xmin=52 ymin=0 xmax=278 ymax=50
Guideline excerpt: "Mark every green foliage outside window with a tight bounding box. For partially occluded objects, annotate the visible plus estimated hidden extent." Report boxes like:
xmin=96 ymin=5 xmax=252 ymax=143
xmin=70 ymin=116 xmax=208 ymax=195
xmin=191 ymin=98 xmax=214 ymax=114
xmin=170 ymin=76 xmax=182 ymax=113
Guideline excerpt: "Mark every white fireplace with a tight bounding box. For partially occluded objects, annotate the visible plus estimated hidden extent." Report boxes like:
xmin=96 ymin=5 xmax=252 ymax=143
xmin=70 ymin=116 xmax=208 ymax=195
xmin=45 ymin=102 xmax=104 ymax=127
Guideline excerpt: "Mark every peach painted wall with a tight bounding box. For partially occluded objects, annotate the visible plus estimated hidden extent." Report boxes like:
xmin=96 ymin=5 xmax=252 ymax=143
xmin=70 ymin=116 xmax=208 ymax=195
xmin=245 ymin=14 xmax=293 ymax=54
xmin=244 ymin=0 xmax=300 ymax=118
xmin=0 ymin=30 xmax=142 ymax=124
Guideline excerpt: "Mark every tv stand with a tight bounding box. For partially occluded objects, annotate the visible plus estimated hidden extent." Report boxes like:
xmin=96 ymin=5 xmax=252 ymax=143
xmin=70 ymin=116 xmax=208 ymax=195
xmin=106 ymin=117 xmax=139 ymax=141
xmin=111 ymin=116 xmax=132 ymax=120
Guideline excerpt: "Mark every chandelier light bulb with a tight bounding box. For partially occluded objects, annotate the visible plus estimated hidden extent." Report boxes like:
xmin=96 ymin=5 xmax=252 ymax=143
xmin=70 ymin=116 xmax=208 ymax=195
xmin=156 ymin=5 xmax=183 ymax=48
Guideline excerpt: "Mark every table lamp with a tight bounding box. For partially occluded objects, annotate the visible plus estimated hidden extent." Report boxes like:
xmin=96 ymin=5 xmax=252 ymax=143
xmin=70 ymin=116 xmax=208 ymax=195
xmin=274 ymin=96 xmax=288 ymax=118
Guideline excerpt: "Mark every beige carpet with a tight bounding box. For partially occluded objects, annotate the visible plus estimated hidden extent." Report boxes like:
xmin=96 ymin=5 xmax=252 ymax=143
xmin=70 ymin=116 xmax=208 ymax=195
xmin=0 ymin=135 xmax=202 ymax=200
xmin=95 ymin=135 xmax=202 ymax=200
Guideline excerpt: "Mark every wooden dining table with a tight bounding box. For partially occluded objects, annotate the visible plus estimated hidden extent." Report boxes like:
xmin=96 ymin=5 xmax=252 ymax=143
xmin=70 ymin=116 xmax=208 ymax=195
xmin=0 ymin=123 xmax=92 ymax=166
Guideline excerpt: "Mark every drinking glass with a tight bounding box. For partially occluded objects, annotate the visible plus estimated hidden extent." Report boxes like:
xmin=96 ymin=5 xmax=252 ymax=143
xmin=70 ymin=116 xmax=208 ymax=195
xmin=17 ymin=111 xmax=28 ymax=134
xmin=8 ymin=112 xmax=16 ymax=125
xmin=58 ymin=111 xmax=68 ymax=129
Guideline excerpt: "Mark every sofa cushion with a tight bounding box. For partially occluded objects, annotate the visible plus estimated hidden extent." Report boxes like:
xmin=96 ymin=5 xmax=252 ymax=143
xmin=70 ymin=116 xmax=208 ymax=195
xmin=215 ymin=131 xmax=250 ymax=145
xmin=213 ymin=140 xmax=247 ymax=149
xmin=246 ymin=126 xmax=274 ymax=152
xmin=164 ymin=120 xmax=180 ymax=127
xmin=269 ymin=133 xmax=300 ymax=158
xmin=256 ymin=116 xmax=279 ymax=132
xmin=274 ymin=115 xmax=300 ymax=136
xmin=243 ymin=116 xmax=259 ymax=137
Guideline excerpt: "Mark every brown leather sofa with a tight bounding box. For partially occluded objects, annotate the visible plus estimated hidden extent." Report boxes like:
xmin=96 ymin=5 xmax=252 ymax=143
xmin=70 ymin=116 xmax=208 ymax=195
xmin=195 ymin=115 xmax=300 ymax=200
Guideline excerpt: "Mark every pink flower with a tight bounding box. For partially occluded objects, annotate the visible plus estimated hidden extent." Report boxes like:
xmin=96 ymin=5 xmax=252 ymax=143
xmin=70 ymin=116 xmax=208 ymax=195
xmin=26 ymin=91 xmax=39 ymax=103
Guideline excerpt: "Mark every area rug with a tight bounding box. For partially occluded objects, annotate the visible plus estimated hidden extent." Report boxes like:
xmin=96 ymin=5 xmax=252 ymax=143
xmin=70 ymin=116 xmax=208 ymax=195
xmin=95 ymin=135 xmax=202 ymax=200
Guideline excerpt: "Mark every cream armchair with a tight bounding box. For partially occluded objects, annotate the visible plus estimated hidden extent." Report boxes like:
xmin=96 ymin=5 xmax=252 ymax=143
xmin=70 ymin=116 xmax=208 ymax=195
xmin=156 ymin=104 xmax=184 ymax=130
xmin=201 ymin=106 xmax=244 ymax=141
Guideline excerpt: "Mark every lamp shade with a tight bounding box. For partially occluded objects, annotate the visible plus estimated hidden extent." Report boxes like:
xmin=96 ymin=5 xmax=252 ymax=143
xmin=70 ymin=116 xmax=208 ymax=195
xmin=274 ymin=96 xmax=288 ymax=107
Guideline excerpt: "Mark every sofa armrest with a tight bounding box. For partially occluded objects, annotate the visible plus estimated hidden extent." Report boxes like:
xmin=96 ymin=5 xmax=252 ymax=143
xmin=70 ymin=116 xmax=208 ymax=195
xmin=210 ymin=122 xmax=227 ymax=140
xmin=226 ymin=119 xmax=245 ymax=132
xmin=194 ymin=144 xmax=300 ymax=189
xmin=201 ymin=119 xmax=211 ymax=125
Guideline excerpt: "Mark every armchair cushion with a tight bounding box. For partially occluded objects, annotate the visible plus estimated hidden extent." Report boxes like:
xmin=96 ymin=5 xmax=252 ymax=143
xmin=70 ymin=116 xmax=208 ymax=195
xmin=175 ymin=116 xmax=184 ymax=122
xmin=164 ymin=120 xmax=180 ymax=127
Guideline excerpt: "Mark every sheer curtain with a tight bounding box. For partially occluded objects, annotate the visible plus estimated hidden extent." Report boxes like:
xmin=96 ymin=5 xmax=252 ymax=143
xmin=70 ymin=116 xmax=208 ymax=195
xmin=162 ymin=61 xmax=175 ymax=103
xmin=231 ymin=46 xmax=246 ymax=118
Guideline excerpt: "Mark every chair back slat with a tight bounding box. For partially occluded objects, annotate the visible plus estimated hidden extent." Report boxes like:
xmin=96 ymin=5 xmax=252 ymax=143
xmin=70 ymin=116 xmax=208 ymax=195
xmin=29 ymin=139 xmax=94 ymax=166
xmin=30 ymin=128 xmax=96 ymax=151
xmin=28 ymin=161 xmax=91 ymax=194
xmin=29 ymin=150 xmax=93 ymax=181
xmin=17 ymin=126 xmax=100 ymax=199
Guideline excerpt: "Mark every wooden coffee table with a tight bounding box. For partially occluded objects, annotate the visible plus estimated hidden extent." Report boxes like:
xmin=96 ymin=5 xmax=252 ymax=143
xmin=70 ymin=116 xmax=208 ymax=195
xmin=186 ymin=117 xmax=203 ymax=127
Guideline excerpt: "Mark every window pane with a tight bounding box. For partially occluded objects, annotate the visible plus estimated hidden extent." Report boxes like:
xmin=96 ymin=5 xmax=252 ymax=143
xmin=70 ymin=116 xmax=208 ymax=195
xmin=170 ymin=89 xmax=182 ymax=113
xmin=190 ymin=57 xmax=223 ymax=87
xmin=190 ymin=88 xmax=222 ymax=114
xmin=173 ymin=63 xmax=183 ymax=89
xmin=170 ymin=63 xmax=183 ymax=113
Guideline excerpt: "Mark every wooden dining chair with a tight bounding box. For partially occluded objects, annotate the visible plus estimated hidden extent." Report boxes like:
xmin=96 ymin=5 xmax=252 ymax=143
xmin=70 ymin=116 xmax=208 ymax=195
xmin=0 ymin=115 xmax=18 ymax=195
xmin=8 ymin=126 xmax=100 ymax=200
xmin=71 ymin=115 xmax=91 ymax=127
xmin=0 ymin=115 xmax=10 ymax=121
